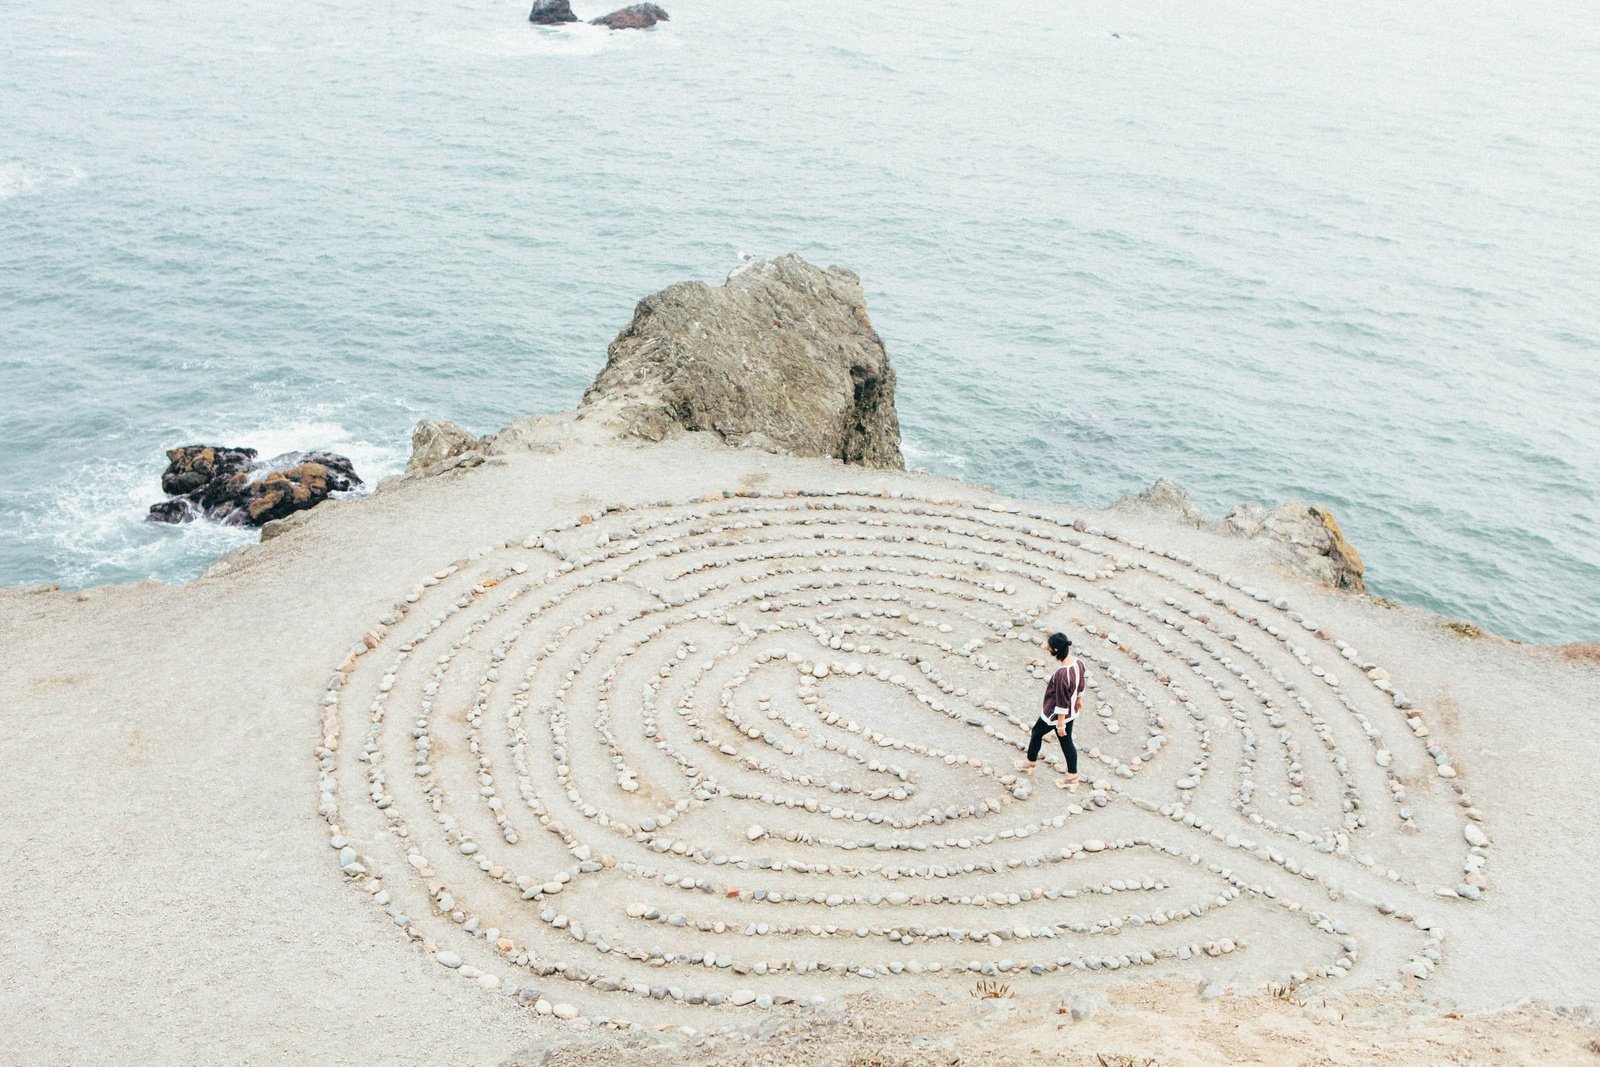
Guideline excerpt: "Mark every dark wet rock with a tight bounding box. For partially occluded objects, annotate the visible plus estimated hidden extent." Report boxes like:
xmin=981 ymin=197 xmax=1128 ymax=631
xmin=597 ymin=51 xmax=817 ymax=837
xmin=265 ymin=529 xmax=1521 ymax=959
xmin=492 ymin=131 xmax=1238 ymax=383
xmin=147 ymin=497 xmax=198 ymax=524
xmin=147 ymin=445 xmax=361 ymax=528
xmin=591 ymin=3 xmax=668 ymax=29
xmin=159 ymin=445 xmax=258 ymax=497
xmin=580 ymin=253 xmax=903 ymax=469
xmin=529 ymin=0 xmax=578 ymax=24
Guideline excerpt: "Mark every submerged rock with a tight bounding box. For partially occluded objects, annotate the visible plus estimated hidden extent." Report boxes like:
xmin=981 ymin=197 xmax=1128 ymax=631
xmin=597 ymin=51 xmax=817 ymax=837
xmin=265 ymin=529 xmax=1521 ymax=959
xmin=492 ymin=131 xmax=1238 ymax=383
xmin=147 ymin=445 xmax=361 ymax=528
xmin=528 ymin=0 xmax=578 ymax=24
xmin=590 ymin=3 xmax=668 ymax=29
xmin=580 ymin=253 xmax=904 ymax=469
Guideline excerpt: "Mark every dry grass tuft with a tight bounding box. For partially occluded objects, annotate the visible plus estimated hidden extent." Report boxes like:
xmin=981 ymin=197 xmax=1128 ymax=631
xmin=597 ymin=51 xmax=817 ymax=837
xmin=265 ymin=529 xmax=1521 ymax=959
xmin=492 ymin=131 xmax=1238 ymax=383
xmin=1267 ymin=979 xmax=1302 ymax=1004
xmin=969 ymin=978 xmax=1013 ymax=1000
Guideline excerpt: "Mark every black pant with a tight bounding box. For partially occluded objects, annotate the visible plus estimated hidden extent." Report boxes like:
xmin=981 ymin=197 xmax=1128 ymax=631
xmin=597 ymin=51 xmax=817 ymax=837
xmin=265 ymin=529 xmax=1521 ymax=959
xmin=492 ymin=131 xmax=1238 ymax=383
xmin=1027 ymin=717 xmax=1077 ymax=774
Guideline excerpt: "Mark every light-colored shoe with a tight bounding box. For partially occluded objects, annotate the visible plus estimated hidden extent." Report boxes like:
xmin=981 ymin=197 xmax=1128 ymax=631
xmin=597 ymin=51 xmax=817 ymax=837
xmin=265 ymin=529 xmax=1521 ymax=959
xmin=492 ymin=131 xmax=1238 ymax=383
xmin=1015 ymin=760 xmax=1036 ymax=774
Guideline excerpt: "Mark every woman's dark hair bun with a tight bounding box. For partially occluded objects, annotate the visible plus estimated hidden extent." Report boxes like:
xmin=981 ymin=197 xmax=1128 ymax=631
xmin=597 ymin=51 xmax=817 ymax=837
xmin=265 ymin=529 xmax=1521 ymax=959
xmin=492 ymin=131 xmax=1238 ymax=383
xmin=1048 ymin=632 xmax=1070 ymax=659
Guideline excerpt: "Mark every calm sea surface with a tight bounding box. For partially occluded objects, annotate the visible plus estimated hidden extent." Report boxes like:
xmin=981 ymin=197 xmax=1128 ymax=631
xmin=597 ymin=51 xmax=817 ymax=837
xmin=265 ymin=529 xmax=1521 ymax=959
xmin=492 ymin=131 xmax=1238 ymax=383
xmin=2 ymin=0 xmax=1597 ymax=642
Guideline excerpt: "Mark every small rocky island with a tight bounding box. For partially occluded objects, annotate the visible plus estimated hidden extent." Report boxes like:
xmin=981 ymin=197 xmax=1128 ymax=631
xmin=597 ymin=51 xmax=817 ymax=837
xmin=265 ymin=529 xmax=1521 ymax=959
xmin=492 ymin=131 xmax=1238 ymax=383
xmin=527 ymin=0 xmax=577 ymax=23
xmin=589 ymin=3 xmax=668 ymax=29
xmin=146 ymin=444 xmax=361 ymax=527
xmin=528 ymin=0 xmax=668 ymax=29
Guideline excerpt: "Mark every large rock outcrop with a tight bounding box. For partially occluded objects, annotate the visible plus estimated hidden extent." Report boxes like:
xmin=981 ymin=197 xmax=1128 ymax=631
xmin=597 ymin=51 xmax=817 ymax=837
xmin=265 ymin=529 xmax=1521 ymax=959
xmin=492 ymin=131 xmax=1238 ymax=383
xmin=1225 ymin=501 xmax=1365 ymax=592
xmin=579 ymin=254 xmax=904 ymax=469
xmin=1112 ymin=478 xmax=1207 ymax=527
xmin=591 ymin=4 xmax=668 ymax=29
xmin=528 ymin=0 xmax=578 ymax=24
xmin=1114 ymin=479 xmax=1366 ymax=592
xmin=147 ymin=445 xmax=362 ymax=527
xmin=407 ymin=418 xmax=483 ymax=474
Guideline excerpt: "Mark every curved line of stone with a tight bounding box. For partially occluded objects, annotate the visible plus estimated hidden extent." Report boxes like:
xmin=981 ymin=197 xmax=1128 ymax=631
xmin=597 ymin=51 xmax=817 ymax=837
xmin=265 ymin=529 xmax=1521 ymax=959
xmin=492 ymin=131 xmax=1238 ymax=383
xmin=315 ymin=488 xmax=1484 ymax=1028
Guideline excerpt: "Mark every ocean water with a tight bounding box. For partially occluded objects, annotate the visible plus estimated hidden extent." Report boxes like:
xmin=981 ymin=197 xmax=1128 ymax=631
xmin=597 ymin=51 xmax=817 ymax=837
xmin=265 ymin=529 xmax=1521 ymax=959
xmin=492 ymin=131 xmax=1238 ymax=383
xmin=2 ymin=0 xmax=1596 ymax=643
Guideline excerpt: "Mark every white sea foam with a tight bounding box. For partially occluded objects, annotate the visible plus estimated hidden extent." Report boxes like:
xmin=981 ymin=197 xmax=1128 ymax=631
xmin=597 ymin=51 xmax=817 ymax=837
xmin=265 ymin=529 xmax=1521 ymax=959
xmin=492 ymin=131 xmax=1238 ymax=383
xmin=17 ymin=455 xmax=253 ymax=590
xmin=0 ymin=162 xmax=85 ymax=200
xmin=491 ymin=21 xmax=662 ymax=58
xmin=901 ymin=438 xmax=970 ymax=472
xmin=4 ymin=421 xmax=409 ymax=591
xmin=230 ymin=421 xmax=408 ymax=489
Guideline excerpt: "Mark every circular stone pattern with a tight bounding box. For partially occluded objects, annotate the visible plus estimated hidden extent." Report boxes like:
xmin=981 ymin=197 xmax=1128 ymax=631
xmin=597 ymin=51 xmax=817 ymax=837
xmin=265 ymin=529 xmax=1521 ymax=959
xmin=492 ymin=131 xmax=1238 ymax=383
xmin=315 ymin=488 xmax=1490 ymax=1027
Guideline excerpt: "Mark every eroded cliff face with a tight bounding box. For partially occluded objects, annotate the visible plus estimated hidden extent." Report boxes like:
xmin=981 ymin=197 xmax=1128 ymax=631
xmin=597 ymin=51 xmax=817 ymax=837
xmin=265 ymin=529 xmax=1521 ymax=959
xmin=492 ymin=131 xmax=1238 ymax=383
xmin=577 ymin=254 xmax=905 ymax=470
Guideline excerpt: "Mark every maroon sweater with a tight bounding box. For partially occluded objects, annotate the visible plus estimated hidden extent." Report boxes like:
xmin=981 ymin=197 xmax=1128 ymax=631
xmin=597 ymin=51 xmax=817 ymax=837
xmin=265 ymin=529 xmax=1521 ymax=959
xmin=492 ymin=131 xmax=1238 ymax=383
xmin=1041 ymin=659 xmax=1086 ymax=725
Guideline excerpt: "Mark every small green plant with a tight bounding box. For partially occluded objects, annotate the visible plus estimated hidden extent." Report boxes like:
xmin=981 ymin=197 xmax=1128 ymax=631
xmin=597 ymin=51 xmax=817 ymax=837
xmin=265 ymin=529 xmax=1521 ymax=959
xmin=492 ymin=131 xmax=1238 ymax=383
xmin=1443 ymin=620 xmax=1482 ymax=639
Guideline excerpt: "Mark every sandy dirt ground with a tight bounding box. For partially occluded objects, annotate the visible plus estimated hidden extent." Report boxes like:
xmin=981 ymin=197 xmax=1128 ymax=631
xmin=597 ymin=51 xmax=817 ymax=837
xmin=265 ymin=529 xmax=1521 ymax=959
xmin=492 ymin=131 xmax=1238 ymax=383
xmin=2 ymin=424 xmax=1596 ymax=1065
xmin=523 ymin=984 xmax=1600 ymax=1067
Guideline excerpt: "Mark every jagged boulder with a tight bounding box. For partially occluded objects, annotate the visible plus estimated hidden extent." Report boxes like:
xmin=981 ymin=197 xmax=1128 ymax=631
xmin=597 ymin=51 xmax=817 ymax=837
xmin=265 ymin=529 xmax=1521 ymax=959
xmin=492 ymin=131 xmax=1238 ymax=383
xmin=1226 ymin=501 xmax=1366 ymax=591
xmin=580 ymin=254 xmax=904 ymax=469
xmin=1112 ymin=478 xmax=1206 ymax=527
xmin=147 ymin=446 xmax=361 ymax=527
xmin=159 ymin=445 xmax=258 ymax=496
xmin=1111 ymin=478 xmax=1365 ymax=592
xmin=591 ymin=3 xmax=668 ymax=29
xmin=528 ymin=0 xmax=578 ymax=24
xmin=407 ymin=418 xmax=482 ymax=474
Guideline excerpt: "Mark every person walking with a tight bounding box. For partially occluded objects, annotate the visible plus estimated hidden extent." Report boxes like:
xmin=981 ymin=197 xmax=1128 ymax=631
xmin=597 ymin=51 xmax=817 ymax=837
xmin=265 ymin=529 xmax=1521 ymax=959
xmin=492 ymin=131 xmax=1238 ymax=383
xmin=1018 ymin=632 xmax=1086 ymax=789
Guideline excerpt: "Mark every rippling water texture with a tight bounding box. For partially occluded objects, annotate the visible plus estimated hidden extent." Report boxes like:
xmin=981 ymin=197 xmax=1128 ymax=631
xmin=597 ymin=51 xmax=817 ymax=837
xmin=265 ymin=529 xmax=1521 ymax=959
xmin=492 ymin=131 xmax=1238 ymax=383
xmin=2 ymin=0 xmax=1597 ymax=642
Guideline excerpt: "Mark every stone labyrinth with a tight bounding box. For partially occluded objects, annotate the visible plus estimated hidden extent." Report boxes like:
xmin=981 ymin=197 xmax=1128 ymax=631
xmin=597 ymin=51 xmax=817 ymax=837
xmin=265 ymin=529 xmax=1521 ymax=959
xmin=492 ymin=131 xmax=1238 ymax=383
xmin=316 ymin=489 xmax=1491 ymax=1028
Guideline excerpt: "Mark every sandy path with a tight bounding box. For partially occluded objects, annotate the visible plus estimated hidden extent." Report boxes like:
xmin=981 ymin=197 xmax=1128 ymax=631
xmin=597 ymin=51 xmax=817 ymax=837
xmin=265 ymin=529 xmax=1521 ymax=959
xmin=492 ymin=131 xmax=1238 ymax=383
xmin=1 ymin=430 xmax=1596 ymax=1064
